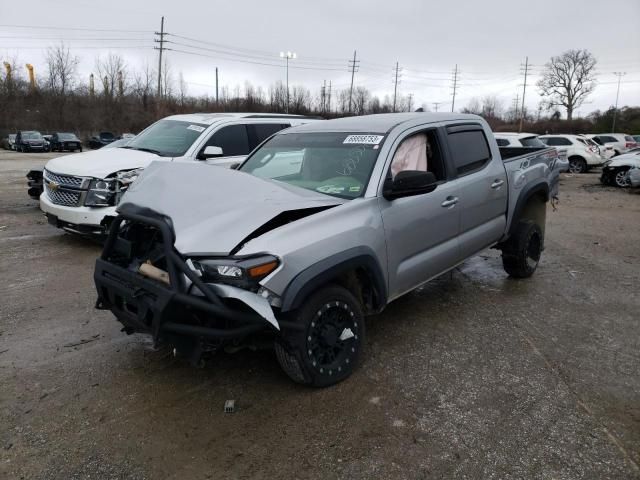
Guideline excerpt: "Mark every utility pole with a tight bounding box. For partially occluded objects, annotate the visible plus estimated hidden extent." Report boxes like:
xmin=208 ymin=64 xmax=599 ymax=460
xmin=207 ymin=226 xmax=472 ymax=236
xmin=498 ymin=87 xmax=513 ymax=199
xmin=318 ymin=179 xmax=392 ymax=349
xmin=450 ymin=64 xmax=459 ymax=112
xmin=512 ymin=93 xmax=520 ymax=122
xmin=519 ymin=56 xmax=530 ymax=133
xmin=407 ymin=93 xmax=413 ymax=112
xmin=612 ymin=72 xmax=626 ymax=132
xmin=432 ymin=102 xmax=442 ymax=112
xmin=392 ymin=61 xmax=401 ymax=112
xmin=348 ymin=50 xmax=359 ymax=115
xmin=328 ymin=80 xmax=332 ymax=115
xmin=321 ymin=79 xmax=326 ymax=115
xmin=154 ymin=16 xmax=166 ymax=98
xmin=215 ymin=67 xmax=219 ymax=106
xmin=279 ymin=51 xmax=296 ymax=113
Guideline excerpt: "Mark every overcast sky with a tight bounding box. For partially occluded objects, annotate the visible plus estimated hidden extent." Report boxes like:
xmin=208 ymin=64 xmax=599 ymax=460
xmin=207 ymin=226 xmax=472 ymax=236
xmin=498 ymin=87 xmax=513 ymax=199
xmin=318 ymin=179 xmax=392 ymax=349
xmin=1 ymin=0 xmax=639 ymax=116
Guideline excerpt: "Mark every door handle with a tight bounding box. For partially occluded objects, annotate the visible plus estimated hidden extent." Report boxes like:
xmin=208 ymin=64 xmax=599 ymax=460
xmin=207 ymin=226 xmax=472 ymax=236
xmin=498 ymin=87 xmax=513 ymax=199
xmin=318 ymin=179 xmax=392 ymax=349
xmin=491 ymin=179 xmax=505 ymax=189
xmin=441 ymin=196 xmax=458 ymax=208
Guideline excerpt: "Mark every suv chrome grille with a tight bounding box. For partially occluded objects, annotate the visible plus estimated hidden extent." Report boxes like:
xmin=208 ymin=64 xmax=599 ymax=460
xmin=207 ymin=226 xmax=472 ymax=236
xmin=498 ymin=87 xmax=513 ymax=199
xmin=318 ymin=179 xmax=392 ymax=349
xmin=45 ymin=183 xmax=82 ymax=206
xmin=44 ymin=169 xmax=85 ymax=188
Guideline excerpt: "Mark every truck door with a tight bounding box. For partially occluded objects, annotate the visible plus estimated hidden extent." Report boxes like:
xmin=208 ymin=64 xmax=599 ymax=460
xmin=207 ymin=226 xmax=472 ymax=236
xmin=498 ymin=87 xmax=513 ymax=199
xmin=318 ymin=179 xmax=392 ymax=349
xmin=379 ymin=127 xmax=461 ymax=300
xmin=444 ymin=124 xmax=508 ymax=259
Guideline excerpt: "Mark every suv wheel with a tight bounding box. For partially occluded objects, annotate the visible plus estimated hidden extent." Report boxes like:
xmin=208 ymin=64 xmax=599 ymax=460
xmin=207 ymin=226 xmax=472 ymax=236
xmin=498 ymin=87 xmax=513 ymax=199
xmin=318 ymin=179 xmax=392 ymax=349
xmin=614 ymin=168 xmax=630 ymax=188
xmin=568 ymin=157 xmax=586 ymax=174
xmin=501 ymin=220 xmax=543 ymax=278
xmin=274 ymin=284 xmax=364 ymax=387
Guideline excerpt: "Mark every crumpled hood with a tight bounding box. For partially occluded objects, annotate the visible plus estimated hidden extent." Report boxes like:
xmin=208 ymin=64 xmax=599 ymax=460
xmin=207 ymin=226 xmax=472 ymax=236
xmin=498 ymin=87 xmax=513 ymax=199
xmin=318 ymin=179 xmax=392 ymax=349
xmin=119 ymin=161 xmax=345 ymax=254
xmin=44 ymin=147 xmax=159 ymax=178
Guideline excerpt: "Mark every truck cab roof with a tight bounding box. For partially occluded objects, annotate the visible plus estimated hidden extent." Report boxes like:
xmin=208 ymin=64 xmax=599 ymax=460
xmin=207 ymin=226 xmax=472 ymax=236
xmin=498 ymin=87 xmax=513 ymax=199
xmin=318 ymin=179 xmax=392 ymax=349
xmin=163 ymin=112 xmax=319 ymax=126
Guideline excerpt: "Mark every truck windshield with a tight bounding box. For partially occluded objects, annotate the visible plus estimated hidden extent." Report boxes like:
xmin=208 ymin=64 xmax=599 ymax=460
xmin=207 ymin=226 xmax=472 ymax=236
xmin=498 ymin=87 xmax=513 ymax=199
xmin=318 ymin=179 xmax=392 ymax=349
xmin=240 ymin=132 xmax=385 ymax=199
xmin=124 ymin=120 xmax=208 ymax=157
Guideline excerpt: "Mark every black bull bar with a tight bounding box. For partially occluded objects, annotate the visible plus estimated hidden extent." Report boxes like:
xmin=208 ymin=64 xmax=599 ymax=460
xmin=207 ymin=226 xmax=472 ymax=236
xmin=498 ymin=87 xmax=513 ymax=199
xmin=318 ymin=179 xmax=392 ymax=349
xmin=94 ymin=207 xmax=301 ymax=344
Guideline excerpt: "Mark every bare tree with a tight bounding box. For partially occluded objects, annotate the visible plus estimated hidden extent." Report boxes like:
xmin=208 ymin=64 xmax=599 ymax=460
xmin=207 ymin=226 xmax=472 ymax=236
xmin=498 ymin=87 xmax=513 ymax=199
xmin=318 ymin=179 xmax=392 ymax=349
xmin=537 ymin=49 xmax=597 ymax=121
xmin=96 ymin=53 xmax=127 ymax=97
xmin=462 ymin=97 xmax=482 ymax=115
xmin=481 ymin=95 xmax=503 ymax=119
xmin=353 ymin=86 xmax=370 ymax=115
xmin=45 ymin=44 xmax=79 ymax=96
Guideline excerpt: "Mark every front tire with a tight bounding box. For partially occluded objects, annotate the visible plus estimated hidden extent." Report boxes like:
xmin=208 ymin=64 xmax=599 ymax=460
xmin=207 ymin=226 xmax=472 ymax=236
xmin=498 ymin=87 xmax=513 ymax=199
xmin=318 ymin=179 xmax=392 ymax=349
xmin=613 ymin=168 xmax=630 ymax=188
xmin=502 ymin=220 xmax=543 ymax=278
xmin=275 ymin=284 xmax=364 ymax=387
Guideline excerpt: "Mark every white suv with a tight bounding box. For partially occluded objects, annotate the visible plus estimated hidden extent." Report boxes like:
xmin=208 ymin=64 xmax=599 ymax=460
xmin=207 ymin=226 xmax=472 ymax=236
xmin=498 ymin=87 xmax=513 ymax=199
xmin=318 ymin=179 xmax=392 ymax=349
xmin=587 ymin=134 xmax=638 ymax=156
xmin=40 ymin=113 xmax=320 ymax=235
xmin=494 ymin=132 xmax=547 ymax=148
xmin=538 ymin=134 xmax=605 ymax=173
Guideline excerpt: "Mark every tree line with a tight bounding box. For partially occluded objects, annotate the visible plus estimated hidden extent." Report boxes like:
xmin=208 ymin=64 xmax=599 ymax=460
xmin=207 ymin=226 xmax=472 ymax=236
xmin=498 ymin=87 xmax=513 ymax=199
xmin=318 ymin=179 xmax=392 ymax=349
xmin=0 ymin=46 xmax=637 ymax=139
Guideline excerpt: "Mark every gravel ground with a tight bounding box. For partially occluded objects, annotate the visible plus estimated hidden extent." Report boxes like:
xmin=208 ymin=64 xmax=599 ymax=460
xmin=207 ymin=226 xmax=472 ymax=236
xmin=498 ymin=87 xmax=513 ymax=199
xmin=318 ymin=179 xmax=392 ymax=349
xmin=0 ymin=150 xmax=639 ymax=479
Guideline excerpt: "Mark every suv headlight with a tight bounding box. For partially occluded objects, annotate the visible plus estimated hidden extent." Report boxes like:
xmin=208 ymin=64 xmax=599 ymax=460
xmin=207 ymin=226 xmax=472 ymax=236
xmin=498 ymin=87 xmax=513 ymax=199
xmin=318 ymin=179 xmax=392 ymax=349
xmin=192 ymin=255 xmax=280 ymax=290
xmin=117 ymin=168 xmax=143 ymax=186
xmin=85 ymin=178 xmax=116 ymax=207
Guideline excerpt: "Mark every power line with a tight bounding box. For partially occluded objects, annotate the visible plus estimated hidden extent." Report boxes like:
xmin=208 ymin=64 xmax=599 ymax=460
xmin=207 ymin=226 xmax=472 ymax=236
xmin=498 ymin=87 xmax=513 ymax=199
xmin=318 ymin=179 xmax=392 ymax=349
xmin=612 ymin=72 xmax=626 ymax=131
xmin=348 ymin=51 xmax=359 ymax=114
xmin=154 ymin=16 xmax=166 ymax=98
xmin=450 ymin=64 xmax=459 ymax=112
xmin=519 ymin=56 xmax=530 ymax=133
xmin=0 ymin=24 xmax=153 ymax=33
xmin=392 ymin=62 xmax=402 ymax=112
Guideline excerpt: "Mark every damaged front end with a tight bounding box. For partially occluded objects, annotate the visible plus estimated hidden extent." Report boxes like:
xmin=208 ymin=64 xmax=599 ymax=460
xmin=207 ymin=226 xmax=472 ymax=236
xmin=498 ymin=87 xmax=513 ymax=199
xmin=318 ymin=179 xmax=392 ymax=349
xmin=94 ymin=205 xmax=300 ymax=364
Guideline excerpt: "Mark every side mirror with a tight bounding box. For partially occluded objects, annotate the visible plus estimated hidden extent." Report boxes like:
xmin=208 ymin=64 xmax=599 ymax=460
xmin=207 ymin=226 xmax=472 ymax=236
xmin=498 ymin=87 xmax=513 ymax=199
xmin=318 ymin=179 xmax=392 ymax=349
xmin=201 ymin=145 xmax=224 ymax=159
xmin=383 ymin=170 xmax=438 ymax=200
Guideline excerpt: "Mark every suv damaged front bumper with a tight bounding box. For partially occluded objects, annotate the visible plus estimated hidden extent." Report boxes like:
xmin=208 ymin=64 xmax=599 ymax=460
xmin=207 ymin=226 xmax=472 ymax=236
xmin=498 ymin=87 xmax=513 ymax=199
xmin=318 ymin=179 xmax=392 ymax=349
xmin=94 ymin=210 xmax=300 ymax=362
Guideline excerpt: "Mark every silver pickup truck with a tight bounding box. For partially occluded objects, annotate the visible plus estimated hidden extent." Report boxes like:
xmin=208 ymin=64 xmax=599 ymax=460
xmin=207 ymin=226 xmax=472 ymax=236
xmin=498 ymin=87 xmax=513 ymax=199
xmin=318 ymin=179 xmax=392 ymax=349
xmin=94 ymin=113 xmax=564 ymax=387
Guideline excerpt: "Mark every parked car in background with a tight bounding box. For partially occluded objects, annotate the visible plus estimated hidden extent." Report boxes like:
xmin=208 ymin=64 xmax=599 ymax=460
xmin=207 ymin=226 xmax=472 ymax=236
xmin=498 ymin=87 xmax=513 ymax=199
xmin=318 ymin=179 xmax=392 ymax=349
xmin=601 ymin=150 xmax=640 ymax=187
xmin=102 ymin=137 xmax=134 ymax=149
xmin=40 ymin=113 xmax=320 ymax=235
xmin=539 ymin=134 xmax=605 ymax=173
xmin=625 ymin=165 xmax=640 ymax=188
xmin=50 ymin=132 xmax=83 ymax=152
xmin=632 ymin=135 xmax=640 ymax=144
xmin=120 ymin=133 xmax=136 ymax=140
xmin=2 ymin=134 xmax=16 ymax=150
xmin=587 ymin=134 xmax=637 ymax=156
xmin=94 ymin=113 xmax=561 ymax=386
xmin=89 ymin=132 xmax=117 ymax=149
xmin=15 ymin=131 xmax=46 ymax=152
xmin=42 ymin=135 xmax=52 ymax=152
xmin=494 ymin=132 xmax=547 ymax=147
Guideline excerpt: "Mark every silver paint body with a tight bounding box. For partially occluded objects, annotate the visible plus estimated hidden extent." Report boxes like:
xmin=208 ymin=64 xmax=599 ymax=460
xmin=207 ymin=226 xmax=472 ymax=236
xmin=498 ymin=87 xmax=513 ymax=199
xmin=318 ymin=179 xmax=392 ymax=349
xmin=120 ymin=113 xmax=558 ymax=311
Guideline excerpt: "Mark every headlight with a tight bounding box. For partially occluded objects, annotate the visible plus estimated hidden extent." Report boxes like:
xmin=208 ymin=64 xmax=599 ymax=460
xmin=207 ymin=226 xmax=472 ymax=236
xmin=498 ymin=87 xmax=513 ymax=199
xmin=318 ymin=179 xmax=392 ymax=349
xmin=192 ymin=255 xmax=280 ymax=290
xmin=85 ymin=178 xmax=116 ymax=207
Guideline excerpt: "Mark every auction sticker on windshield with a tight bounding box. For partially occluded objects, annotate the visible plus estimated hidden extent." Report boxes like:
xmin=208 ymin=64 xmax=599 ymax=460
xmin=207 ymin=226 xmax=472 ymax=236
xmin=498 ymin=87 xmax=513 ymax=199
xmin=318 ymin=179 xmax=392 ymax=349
xmin=187 ymin=125 xmax=206 ymax=133
xmin=343 ymin=135 xmax=384 ymax=145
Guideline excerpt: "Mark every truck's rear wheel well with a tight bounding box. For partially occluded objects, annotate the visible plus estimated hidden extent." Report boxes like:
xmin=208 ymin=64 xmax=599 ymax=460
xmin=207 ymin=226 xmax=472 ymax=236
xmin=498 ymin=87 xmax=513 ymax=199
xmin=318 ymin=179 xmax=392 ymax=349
xmin=513 ymin=190 xmax=548 ymax=240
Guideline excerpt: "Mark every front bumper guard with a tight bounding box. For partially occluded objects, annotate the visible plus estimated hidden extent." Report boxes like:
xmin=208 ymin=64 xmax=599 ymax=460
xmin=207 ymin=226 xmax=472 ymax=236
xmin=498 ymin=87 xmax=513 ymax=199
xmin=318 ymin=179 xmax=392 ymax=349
xmin=94 ymin=209 xmax=300 ymax=345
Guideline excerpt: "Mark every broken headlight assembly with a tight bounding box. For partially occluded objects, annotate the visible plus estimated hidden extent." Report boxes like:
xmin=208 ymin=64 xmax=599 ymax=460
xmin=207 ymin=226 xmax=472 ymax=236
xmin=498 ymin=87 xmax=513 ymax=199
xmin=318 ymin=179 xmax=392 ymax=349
xmin=85 ymin=178 xmax=116 ymax=207
xmin=191 ymin=255 xmax=280 ymax=290
xmin=84 ymin=168 xmax=144 ymax=207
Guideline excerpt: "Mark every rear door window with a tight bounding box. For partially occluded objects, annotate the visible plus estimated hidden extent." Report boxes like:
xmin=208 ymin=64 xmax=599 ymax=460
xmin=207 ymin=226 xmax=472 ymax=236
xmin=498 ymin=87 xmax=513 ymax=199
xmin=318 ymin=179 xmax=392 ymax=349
xmin=248 ymin=123 xmax=290 ymax=149
xmin=447 ymin=128 xmax=491 ymax=176
xmin=601 ymin=136 xmax=618 ymax=143
xmin=519 ymin=136 xmax=546 ymax=147
xmin=543 ymin=137 xmax=572 ymax=146
xmin=496 ymin=138 xmax=509 ymax=146
xmin=205 ymin=124 xmax=251 ymax=156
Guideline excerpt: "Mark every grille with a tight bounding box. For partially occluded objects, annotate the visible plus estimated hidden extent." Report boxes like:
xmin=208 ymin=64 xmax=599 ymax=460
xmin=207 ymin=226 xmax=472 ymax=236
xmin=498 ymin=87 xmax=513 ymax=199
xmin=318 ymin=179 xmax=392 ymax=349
xmin=44 ymin=169 xmax=85 ymax=188
xmin=45 ymin=184 xmax=82 ymax=206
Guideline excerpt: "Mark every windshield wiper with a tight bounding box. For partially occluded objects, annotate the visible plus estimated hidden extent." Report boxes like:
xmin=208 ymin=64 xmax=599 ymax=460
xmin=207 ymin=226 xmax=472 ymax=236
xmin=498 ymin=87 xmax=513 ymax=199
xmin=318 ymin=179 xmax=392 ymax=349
xmin=122 ymin=146 xmax=164 ymax=156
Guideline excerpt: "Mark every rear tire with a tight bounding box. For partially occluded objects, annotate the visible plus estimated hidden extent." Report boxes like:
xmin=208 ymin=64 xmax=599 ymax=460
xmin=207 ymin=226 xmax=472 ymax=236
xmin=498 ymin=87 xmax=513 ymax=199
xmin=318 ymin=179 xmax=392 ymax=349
xmin=275 ymin=284 xmax=364 ymax=387
xmin=568 ymin=157 xmax=587 ymax=174
xmin=502 ymin=220 xmax=543 ymax=279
